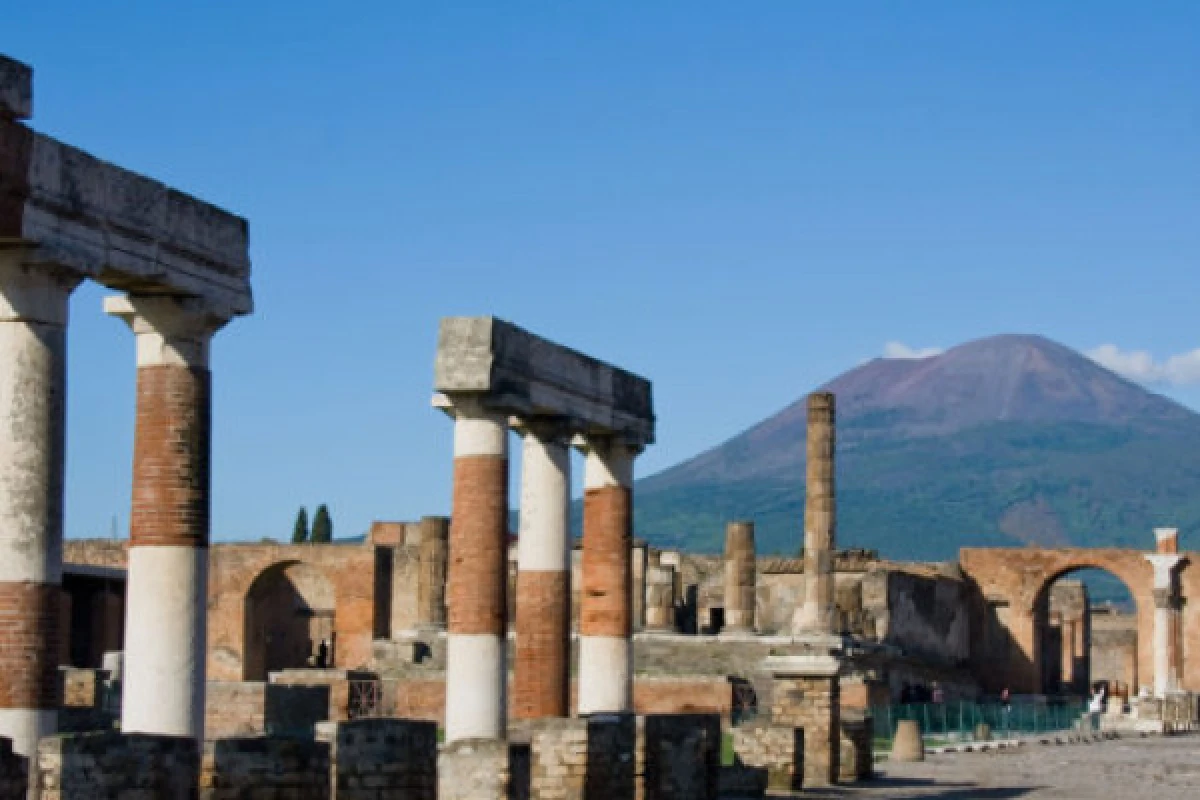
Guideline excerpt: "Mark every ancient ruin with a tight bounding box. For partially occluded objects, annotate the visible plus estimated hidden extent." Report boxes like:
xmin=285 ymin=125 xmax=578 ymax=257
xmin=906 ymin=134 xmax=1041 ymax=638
xmin=4 ymin=49 xmax=1200 ymax=800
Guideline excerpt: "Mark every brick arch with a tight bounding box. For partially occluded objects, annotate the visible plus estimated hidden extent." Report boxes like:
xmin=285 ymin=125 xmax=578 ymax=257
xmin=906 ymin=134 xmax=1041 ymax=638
xmin=206 ymin=544 xmax=379 ymax=682
xmin=242 ymin=560 xmax=336 ymax=680
xmin=960 ymin=548 xmax=1162 ymax=695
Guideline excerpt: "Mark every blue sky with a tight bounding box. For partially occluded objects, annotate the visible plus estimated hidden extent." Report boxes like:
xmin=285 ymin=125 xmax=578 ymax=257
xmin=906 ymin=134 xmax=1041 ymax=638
xmin=6 ymin=2 xmax=1198 ymax=542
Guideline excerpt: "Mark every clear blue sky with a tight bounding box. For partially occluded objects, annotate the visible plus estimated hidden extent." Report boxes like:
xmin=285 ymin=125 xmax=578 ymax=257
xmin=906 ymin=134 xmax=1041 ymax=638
xmin=7 ymin=2 xmax=1198 ymax=542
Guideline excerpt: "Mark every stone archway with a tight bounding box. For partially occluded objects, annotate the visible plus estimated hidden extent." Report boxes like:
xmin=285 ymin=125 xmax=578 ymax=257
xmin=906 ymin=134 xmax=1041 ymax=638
xmin=243 ymin=561 xmax=336 ymax=680
xmin=1031 ymin=566 xmax=1137 ymax=697
xmin=960 ymin=548 xmax=1159 ymax=694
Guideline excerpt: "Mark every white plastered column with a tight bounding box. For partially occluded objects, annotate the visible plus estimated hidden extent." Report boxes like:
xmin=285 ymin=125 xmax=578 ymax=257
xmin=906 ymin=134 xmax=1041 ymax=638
xmin=106 ymin=295 xmax=227 ymax=741
xmin=0 ymin=252 xmax=80 ymax=760
xmin=1145 ymin=552 xmax=1185 ymax=697
xmin=443 ymin=398 xmax=510 ymax=742
xmin=577 ymin=436 xmax=637 ymax=715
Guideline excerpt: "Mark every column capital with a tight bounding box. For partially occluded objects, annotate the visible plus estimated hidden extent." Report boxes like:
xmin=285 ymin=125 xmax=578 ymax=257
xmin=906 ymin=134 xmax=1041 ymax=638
xmin=1145 ymin=553 xmax=1186 ymax=590
xmin=0 ymin=254 xmax=83 ymax=325
xmin=510 ymin=415 xmax=573 ymax=445
xmin=104 ymin=295 xmax=230 ymax=368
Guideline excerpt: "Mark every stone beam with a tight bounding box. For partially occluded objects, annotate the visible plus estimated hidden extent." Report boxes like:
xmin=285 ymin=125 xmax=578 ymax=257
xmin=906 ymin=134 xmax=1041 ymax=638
xmin=432 ymin=316 xmax=654 ymax=446
xmin=0 ymin=54 xmax=252 ymax=316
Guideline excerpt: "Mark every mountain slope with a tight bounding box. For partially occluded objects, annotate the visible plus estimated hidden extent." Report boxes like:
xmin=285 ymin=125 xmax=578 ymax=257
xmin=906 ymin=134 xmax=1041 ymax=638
xmin=634 ymin=335 xmax=1200 ymax=559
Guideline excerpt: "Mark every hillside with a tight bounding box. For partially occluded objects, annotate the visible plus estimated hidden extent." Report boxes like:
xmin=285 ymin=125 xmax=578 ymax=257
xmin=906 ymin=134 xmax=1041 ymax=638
xmin=633 ymin=335 xmax=1200 ymax=559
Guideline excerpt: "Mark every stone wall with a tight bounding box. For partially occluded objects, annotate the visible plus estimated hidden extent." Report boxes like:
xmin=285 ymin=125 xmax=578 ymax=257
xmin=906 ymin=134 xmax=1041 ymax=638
xmin=206 ymin=681 xmax=336 ymax=740
xmin=729 ymin=724 xmax=801 ymax=792
xmin=838 ymin=713 xmax=873 ymax=783
xmin=319 ymin=718 xmax=437 ymax=800
xmin=640 ymin=714 xmax=721 ymax=800
xmin=1092 ymin=609 xmax=1138 ymax=690
xmin=861 ymin=566 xmax=971 ymax=666
xmin=35 ymin=731 xmax=198 ymax=799
xmin=518 ymin=715 xmax=637 ymax=800
xmin=770 ymin=674 xmax=839 ymax=787
xmin=439 ymin=739 xmax=511 ymax=800
xmin=63 ymin=540 xmax=128 ymax=570
xmin=201 ymin=737 xmax=330 ymax=800
xmin=0 ymin=738 xmax=26 ymax=800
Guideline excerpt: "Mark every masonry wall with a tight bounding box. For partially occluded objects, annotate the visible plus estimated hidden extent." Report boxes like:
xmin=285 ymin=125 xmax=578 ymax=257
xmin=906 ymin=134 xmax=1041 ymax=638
xmin=201 ymin=738 xmax=330 ymax=800
xmin=35 ymin=732 xmax=199 ymax=799
xmin=862 ymin=566 xmax=971 ymax=667
xmin=321 ymin=719 xmax=437 ymax=800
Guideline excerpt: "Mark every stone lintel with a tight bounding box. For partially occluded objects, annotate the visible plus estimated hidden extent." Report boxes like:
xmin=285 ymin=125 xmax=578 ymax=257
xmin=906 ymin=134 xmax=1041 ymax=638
xmin=0 ymin=55 xmax=32 ymax=120
xmin=2 ymin=125 xmax=252 ymax=315
xmin=433 ymin=316 xmax=654 ymax=446
xmin=763 ymin=653 xmax=843 ymax=679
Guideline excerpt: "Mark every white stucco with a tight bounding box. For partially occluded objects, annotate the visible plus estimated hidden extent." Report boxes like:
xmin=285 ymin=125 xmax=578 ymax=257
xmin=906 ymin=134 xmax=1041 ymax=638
xmin=451 ymin=400 xmax=508 ymax=459
xmin=582 ymin=438 xmax=635 ymax=489
xmin=121 ymin=545 xmax=207 ymax=740
xmin=1153 ymin=604 xmax=1172 ymax=697
xmin=444 ymin=633 xmax=506 ymax=742
xmin=518 ymin=432 xmax=570 ymax=572
xmin=1145 ymin=553 xmax=1184 ymax=590
xmin=577 ymin=635 xmax=632 ymax=714
xmin=0 ymin=264 xmax=70 ymax=584
xmin=0 ymin=708 xmax=56 ymax=761
xmin=103 ymin=295 xmax=228 ymax=369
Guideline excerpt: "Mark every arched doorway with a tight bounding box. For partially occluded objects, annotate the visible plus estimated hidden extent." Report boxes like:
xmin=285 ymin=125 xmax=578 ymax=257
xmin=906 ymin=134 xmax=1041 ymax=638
xmin=1034 ymin=567 xmax=1137 ymax=699
xmin=243 ymin=561 xmax=336 ymax=680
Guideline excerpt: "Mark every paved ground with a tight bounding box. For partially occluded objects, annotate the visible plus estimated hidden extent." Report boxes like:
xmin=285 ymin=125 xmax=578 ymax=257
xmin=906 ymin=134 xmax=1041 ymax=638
xmin=794 ymin=734 xmax=1200 ymax=798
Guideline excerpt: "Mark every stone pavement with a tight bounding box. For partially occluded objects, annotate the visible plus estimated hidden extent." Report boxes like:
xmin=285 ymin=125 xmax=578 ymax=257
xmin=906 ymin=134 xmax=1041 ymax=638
xmin=772 ymin=733 xmax=1200 ymax=799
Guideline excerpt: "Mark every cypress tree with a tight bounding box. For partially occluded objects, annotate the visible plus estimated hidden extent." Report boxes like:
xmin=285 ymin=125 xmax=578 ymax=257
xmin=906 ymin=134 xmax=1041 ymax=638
xmin=292 ymin=507 xmax=309 ymax=544
xmin=312 ymin=504 xmax=333 ymax=543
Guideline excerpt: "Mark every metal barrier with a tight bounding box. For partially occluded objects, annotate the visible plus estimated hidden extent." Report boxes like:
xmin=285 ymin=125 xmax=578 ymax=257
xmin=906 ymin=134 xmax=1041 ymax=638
xmin=871 ymin=700 xmax=1087 ymax=747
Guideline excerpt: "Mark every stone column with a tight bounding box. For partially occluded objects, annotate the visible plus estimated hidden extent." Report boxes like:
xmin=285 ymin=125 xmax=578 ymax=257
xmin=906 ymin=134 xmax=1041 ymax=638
xmin=512 ymin=421 xmax=571 ymax=719
xmin=794 ymin=392 xmax=837 ymax=635
xmin=416 ymin=516 xmax=449 ymax=629
xmin=631 ymin=541 xmax=647 ymax=633
xmin=106 ymin=296 xmax=227 ymax=741
xmin=442 ymin=397 xmax=509 ymax=742
xmin=0 ymin=254 xmax=80 ymax=760
xmin=724 ymin=521 xmax=757 ymax=633
xmin=644 ymin=564 xmax=677 ymax=631
xmin=1145 ymin=550 xmax=1185 ymax=697
xmin=577 ymin=435 xmax=637 ymax=714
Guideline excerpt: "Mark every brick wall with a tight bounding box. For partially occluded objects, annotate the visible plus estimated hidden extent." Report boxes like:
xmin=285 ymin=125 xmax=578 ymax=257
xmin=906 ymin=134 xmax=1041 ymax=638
xmin=770 ymin=674 xmax=840 ymax=787
xmin=206 ymin=682 xmax=267 ymax=739
xmin=35 ymin=731 xmax=198 ymax=798
xmin=200 ymin=737 xmax=330 ymax=800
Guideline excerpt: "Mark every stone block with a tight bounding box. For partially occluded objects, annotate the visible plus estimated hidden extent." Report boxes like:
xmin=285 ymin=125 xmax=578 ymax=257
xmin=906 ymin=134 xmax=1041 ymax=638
xmin=0 ymin=56 xmax=32 ymax=120
xmin=439 ymin=739 xmax=510 ymax=800
xmin=200 ymin=737 xmax=331 ymax=800
xmin=35 ymin=731 xmax=198 ymax=798
xmin=640 ymin=714 xmax=720 ymax=800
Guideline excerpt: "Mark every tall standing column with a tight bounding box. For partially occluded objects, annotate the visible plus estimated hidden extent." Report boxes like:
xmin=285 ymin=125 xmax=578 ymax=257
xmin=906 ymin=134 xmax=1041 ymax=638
xmin=416 ymin=515 xmax=449 ymax=629
xmin=577 ymin=435 xmax=637 ymax=714
xmin=1145 ymin=545 xmax=1184 ymax=698
xmin=724 ymin=521 xmax=757 ymax=633
xmin=106 ymin=296 xmax=226 ymax=741
xmin=443 ymin=398 xmax=509 ymax=742
xmin=0 ymin=255 xmax=79 ymax=760
xmin=512 ymin=421 xmax=571 ymax=719
xmin=794 ymin=392 xmax=837 ymax=635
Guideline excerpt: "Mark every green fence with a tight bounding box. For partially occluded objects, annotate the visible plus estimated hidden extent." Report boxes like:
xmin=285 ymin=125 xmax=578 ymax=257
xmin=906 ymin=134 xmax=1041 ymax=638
xmin=871 ymin=700 xmax=1089 ymax=748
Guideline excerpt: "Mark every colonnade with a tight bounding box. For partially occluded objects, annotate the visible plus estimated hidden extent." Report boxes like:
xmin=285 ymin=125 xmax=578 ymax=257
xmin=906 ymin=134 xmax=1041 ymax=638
xmin=441 ymin=396 xmax=642 ymax=741
xmin=1146 ymin=527 xmax=1185 ymax=697
xmin=0 ymin=254 xmax=232 ymax=756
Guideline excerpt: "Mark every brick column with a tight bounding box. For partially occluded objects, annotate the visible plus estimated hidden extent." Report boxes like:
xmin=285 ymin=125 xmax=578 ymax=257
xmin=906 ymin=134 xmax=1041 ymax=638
xmin=794 ymin=392 xmax=837 ymax=635
xmin=723 ymin=521 xmax=756 ymax=633
xmin=764 ymin=654 xmax=841 ymax=787
xmin=443 ymin=397 xmax=509 ymax=742
xmin=577 ymin=436 xmax=637 ymax=714
xmin=106 ymin=295 xmax=227 ymax=740
xmin=0 ymin=254 xmax=80 ymax=760
xmin=512 ymin=421 xmax=571 ymax=719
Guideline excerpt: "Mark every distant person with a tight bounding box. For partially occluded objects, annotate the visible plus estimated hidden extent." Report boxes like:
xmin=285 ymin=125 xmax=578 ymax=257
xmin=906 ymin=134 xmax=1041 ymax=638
xmin=317 ymin=639 xmax=329 ymax=669
xmin=1001 ymin=687 xmax=1011 ymax=711
xmin=932 ymin=682 xmax=945 ymax=704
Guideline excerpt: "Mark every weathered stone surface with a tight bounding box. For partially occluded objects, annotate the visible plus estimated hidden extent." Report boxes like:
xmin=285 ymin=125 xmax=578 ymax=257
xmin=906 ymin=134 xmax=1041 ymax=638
xmin=730 ymin=723 xmax=802 ymax=792
xmin=433 ymin=317 xmax=654 ymax=445
xmin=319 ymin=718 xmax=437 ymax=800
xmin=200 ymin=737 xmax=330 ymax=800
xmin=641 ymin=714 xmax=720 ymax=800
xmin=0 ymin=56 xmax=31 ymax=120
xmin=439 ymin=738 xmax=510 ymax=800
xmin=35 ymin=731 xmax=198 ymax=798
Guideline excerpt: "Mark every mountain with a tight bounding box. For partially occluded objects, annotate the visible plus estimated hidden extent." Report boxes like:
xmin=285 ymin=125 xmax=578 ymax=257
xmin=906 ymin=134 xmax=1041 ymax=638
xmin=633 ymin=334 xmax=1200 ymax=560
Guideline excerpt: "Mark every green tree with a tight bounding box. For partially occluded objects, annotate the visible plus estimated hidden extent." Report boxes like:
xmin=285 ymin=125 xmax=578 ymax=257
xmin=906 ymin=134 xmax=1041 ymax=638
xmin=312 ymin=504 xmax=333 ymax=543
xmin=292 ymin=507 xmax=309 ymax=544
